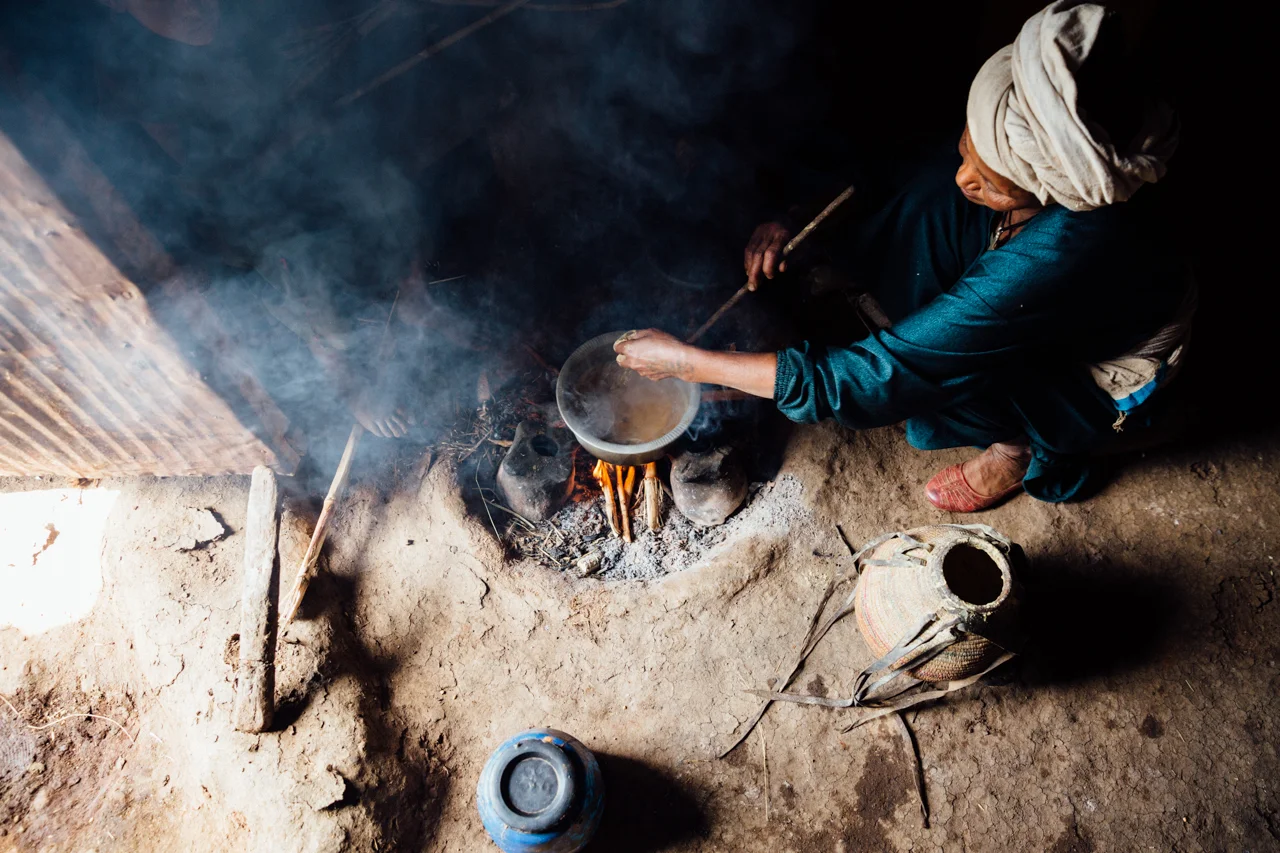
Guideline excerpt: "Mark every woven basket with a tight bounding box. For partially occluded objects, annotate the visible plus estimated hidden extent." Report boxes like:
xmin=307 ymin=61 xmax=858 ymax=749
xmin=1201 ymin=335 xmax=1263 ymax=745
xmin=853 ymin=525 xmax=1017 ymax=682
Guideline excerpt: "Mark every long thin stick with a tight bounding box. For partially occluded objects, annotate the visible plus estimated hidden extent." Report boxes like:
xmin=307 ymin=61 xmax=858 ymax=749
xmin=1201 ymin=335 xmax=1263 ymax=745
xmin=687 ymin=284 xmax=750 ymax=344
xmin=0 ymin=694 xmax=135 ymax=744
xmin=782 ymin=184 xmax=855 ymax=256
xmin=278 ymin=285 xmax=405 ymax=626
xmin=336 ymin=0 xmax=533 ymax=107
xmin=894 ymin=712 xmax=930 ymax=828
xmin=687 ymin=184 xmax=855 ymax=344
xmin=282 ymin=424 xmax=362 ymax=624
xmin=761 ymin=725 xmax=770 ymax=824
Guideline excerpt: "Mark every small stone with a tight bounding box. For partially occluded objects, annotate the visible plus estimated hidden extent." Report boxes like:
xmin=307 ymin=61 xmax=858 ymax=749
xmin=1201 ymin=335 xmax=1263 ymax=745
xmin=308 ymin=766 xmax=350 ymax=811
xmin=25 ymin=762 xmax=45 ymax=775
xmin=29 ymin=788 xmax=49 ymax=813
xmin=496 ymin=422 xmax=575 ymax=523
xmin=155 ymin=507 xmax=227 ymax=551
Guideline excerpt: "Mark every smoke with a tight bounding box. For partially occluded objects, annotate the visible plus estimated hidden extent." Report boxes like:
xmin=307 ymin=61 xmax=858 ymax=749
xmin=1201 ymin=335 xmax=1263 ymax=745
xmin=1 ymin=0 xmax=815 ymax=469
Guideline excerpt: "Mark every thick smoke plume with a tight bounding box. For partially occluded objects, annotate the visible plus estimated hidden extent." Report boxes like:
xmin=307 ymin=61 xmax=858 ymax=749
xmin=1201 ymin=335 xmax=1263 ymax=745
xmin=2 ymin=0 xmax=823 ymax=466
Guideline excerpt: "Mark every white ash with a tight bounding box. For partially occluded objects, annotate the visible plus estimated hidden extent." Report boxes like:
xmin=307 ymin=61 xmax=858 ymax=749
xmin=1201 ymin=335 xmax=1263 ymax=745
xmin=548 ymin=475 xmax=807 ymax=581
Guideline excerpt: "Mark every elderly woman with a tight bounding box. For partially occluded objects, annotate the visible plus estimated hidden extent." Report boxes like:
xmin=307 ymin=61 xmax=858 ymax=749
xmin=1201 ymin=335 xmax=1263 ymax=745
xmin=615 ymin=0 xmax=1188 ymax=512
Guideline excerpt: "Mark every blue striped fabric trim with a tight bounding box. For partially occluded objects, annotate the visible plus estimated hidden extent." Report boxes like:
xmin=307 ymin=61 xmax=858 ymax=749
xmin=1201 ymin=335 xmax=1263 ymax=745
xmin=1113 ymin=362 xmax=1168 ymax=412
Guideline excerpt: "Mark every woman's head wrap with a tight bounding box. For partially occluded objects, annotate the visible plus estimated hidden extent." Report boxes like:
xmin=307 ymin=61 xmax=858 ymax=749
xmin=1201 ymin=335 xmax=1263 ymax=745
xmin=966 ymin=1 xmax=1178 ymax=211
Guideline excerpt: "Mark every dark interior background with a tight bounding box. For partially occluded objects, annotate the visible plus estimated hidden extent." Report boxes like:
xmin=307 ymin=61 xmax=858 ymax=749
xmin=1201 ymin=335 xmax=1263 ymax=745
xmin=0 ymin=0 xmax=1259 ymax=467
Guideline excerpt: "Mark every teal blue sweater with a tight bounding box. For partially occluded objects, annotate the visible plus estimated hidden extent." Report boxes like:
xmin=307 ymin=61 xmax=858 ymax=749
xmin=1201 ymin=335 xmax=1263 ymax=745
xmin=773 ymin=168 xmax=1182 ymax=501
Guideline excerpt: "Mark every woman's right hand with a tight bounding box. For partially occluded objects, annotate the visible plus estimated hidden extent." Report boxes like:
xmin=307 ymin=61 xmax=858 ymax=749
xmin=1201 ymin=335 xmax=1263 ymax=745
xmin=351 ymin=388 xmax=413 ymax=439
xmin=743 ymin=221 xmax=792 ymax=291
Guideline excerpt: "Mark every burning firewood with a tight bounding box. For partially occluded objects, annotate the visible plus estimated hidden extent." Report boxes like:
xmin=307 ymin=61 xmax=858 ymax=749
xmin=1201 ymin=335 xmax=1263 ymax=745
xmin=644 ymin=462 xmax=661 ymax=531
xmin=619 ymin=465 xmax=636 ymax=543
xmin=593 ymin=459 xmax=621 ymax=537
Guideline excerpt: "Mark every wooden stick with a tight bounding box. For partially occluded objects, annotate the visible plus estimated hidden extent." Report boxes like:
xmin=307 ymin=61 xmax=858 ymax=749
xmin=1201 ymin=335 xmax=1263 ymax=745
xmin=687 ymin=184 xmax=856 ymax=344
xmin=895 ymin=711 xmax=930 ymax=829
xmin=619 ymin=465 xmax=635 ymax=543
xmin=277 ymin=284 xmax=402 ymax=626
xmin=234 ymin=467 xmax=280 ymax=733
xmin=336 ymin=0 xmax=533 ymax=107
xmin=644 ymin=461 xmax=660 ymax=531
xmin=281 ymin=424 xmax=363 ymax=624
xmin=782 ymin=185 xmax=856 ymax=256
xmin=595 ymin=460 xmax=620 ymax=537
xmin=687 ymin=284 xmax=749 ymax=344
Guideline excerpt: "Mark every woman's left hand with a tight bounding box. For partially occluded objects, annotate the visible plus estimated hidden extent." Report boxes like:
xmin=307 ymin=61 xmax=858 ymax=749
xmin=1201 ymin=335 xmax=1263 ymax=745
xmin=614 ymin=329 xmax=699 ymax=382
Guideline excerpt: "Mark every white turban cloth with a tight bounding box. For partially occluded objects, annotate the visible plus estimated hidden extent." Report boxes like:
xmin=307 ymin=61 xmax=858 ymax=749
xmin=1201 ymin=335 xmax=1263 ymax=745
xmin=966 ymin=1 xmax=1178 ymax=211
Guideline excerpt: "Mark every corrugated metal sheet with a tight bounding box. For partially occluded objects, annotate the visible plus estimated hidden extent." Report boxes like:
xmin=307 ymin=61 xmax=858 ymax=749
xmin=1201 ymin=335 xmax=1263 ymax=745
xmin=0 ymin=128 xmax=294 ymax=477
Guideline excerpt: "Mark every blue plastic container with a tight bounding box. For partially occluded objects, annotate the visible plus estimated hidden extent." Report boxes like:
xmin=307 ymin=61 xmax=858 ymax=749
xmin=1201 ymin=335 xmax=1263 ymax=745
xmin=476 ymin=728 xmax=605 ymax=853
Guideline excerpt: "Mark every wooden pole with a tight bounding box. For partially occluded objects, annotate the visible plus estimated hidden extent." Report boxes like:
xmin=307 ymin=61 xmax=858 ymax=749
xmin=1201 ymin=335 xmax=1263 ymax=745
xmin=687 ymin=184 xmax=856 ymax=344
xmin=281 ymin=425 xmax=363 ymax=625
xmin=234 ymin=467 xmax=280 ymax=733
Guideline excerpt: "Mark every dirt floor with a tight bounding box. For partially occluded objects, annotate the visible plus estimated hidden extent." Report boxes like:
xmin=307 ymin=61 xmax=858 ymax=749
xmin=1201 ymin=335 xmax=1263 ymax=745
xmin=2 ymin=417 xmax=1279 ymax=852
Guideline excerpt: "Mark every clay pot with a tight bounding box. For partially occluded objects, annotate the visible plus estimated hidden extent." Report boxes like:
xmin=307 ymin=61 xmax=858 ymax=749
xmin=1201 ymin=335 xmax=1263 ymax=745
xmin=669 ymin=443 xmax=746 ymax=527
xmin=477 ymin=728 xmax=604 ymax=853
xmin=853 ymin=525 xmax=1019 ymax=683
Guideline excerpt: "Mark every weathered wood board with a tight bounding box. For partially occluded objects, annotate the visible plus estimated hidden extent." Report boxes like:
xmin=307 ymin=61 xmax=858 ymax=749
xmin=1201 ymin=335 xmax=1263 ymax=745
xmin=0 ymin=121 xmax=297 ymax=477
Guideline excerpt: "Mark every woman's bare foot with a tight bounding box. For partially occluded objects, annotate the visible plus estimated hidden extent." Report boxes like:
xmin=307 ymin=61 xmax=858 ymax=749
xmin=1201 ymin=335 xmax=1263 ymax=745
xmin=925 ymin=441 xmax=1031 ymax=512
xmin=962 ymin=441 xmax=1031 ymax=497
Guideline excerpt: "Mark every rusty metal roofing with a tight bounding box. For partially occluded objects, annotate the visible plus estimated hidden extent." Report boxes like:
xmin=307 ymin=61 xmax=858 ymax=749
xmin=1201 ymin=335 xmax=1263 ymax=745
xmin=0 ymin=128 xmax=294 ymax=478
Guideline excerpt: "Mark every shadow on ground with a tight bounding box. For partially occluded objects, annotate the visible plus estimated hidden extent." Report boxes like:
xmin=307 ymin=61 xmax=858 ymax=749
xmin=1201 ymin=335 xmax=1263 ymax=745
xmin=1016 ymin=556 xmax=1188 ymax=687
xmin=585 ymin=754 xmax=709 ymax=852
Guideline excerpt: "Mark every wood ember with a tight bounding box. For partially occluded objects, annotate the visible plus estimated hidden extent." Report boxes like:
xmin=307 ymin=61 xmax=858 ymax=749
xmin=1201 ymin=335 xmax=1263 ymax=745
xmin=644 ymin=461 xmax=661 ymax=531
xmin=618 ymin=465 xmax=635 ymax=543
xmin=594 ymin=460 xmax=621 ymax=537
xmin=520 ymin=476 xmax=807 ymax=580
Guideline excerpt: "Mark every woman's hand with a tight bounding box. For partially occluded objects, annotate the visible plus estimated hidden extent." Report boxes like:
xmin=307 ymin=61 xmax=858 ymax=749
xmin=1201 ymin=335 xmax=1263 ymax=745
xmin=351 ymin=388 xmax=413 ymax=438
xmin=614 ymin=329 xmax=700 ymax=382
xmin=616 ymin=330 xmax=779 ymax=398
xmin=743 ymin=221 xmax=792 ymax=291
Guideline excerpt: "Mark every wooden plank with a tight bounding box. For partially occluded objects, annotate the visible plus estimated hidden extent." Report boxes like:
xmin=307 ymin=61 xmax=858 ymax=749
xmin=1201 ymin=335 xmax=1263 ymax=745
xmin=0 ymin=85 xmax=301 ymax=476
xmin=234 ymin=467 xmax=280 ymax=733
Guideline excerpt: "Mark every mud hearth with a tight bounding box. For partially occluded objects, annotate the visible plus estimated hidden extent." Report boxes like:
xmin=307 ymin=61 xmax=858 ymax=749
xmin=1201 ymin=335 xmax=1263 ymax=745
xmin=512 ymin=475 xmax=806 ymax=580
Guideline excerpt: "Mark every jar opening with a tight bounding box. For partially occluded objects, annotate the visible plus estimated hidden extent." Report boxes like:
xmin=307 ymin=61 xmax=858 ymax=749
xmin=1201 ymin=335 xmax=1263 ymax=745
xmin=942 ymin=543 xmax=1005 ymax=605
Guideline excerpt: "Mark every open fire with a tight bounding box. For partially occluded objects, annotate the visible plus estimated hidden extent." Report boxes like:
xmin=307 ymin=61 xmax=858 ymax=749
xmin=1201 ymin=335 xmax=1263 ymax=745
xmin=437 ymin=361 xmax=772 ymax=577
xmin=591 ymin=460 xmax=661 ymax=542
